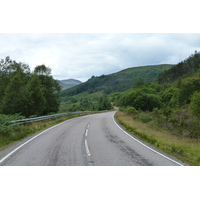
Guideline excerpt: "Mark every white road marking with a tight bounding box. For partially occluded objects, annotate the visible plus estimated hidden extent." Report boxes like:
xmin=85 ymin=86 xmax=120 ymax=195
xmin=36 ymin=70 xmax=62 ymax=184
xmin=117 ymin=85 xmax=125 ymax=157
xmin=85 ymin=129 xmax=88 ymax=137
xmin=112 ymin=113 xmax=184 ymax=166
xmin=84 ymin=122 xmax=91 ymax=156
xmin=85 ymin=140 xmax=91 ymax=156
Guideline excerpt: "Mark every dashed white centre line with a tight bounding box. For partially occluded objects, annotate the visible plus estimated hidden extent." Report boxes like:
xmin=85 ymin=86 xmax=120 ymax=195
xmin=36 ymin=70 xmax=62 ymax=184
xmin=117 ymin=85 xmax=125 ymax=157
xmin=85 ymin=140 xmax=91 ymax=156
xmin=84 ymin=122 xmax=91 ymax=156
xmin=85 ymin=129 xmax=88 ymax=137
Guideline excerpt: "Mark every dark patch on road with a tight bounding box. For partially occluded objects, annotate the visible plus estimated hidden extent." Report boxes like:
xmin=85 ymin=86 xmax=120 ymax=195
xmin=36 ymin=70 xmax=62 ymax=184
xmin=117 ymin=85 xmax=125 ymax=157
xmin=106 ymin=134 xmax=153 ymax=166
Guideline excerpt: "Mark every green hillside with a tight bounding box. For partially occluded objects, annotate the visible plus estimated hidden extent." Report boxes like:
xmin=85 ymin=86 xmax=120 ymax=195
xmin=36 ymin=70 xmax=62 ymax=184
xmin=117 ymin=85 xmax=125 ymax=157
xmin=60 ymin=64 xmax=173 ymax=97
xmin=57 ymin=79 xmax=82 ymax=90
xmin=158 ymin=51 xmax=200 ymax=84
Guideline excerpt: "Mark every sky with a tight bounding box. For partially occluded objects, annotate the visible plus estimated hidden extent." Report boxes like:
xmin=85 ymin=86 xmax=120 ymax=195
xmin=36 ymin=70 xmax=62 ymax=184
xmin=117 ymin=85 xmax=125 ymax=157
xmin=0 ymin=1 xmax=200 ymax=82
xmin=1 ymin=33 xmax=200 ymax=82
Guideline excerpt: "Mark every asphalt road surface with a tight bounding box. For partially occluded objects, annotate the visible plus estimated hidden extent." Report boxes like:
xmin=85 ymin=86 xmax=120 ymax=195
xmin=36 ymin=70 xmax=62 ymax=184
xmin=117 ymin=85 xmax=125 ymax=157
xmin=0 ymin=111 xmax=185 ymax=166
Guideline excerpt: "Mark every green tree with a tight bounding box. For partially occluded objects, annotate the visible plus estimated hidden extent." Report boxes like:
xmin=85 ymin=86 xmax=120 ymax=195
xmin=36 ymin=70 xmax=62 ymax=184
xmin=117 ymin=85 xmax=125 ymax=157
xmin=189 ymin=91 xmax=200 ymax=118
xmin=1 ymin=73 xmax=29 ymax=116
xmin=161 ymin=87 xmax=179 ymax=105
xmin=34 ymin=65 xmax=61 ymax=114
xmin=26 ymin=74 xmax=46 ymax=116
xmin=98 ymin=95 xmax=112 ymax=110
xmin=34 ymin=65 xmax=51 ymax=76
xmin=0 ymin=57 xmax=30 ymax=110
xmin=178 ymin=78 xmax=200 ymax=105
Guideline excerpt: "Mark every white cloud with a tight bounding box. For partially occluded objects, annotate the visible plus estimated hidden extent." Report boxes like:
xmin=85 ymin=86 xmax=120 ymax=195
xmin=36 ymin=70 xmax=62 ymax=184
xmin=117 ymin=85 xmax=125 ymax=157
xmin=0 ymin=33 xmax=200 ymax=82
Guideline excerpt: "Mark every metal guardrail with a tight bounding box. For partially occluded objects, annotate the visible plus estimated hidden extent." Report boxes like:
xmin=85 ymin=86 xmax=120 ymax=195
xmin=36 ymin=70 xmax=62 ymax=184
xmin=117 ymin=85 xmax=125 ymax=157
xmin=10 ymin=111 xmax=100 ymax=125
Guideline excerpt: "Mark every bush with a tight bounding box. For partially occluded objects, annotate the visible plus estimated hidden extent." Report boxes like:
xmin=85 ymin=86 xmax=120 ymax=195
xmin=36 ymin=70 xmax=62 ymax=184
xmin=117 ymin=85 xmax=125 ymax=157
xmin=139 ymin=112 xmax=152 ymax=123
xmin=0 ymin=114 xmax=24 ymax=136
xmin=189 ymin=91 xmax=200 ymax=118
xmin=125 ymin=106 xmax=138 ymax=115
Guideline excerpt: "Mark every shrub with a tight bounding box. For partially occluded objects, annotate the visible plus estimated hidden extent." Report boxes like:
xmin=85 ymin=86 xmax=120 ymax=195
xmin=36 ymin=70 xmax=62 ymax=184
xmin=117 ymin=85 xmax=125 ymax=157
xmin=125 ymin=106 xmax=138 ymax=115
xmin=189 ymin=91 xmax=200 ymax=118
xmin=139 ymin=112 xmax=152 ymax=123
xmin=0 ymin=114 xmax=24 ymax=136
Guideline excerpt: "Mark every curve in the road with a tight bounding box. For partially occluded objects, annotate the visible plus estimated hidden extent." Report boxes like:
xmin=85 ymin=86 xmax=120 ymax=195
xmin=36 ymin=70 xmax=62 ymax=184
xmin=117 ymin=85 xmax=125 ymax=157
xmin=0 ymin=111 xmax=186 ymax=166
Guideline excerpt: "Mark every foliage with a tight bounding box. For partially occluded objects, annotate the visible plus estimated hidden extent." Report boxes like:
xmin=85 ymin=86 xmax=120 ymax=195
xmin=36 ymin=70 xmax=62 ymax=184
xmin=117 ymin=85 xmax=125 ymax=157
xmin=116 ymin=86 xmax=162 ymax=112
xmin=0 ymin=57 xmax=61 ymax=117
xmin=1 ymin=72 xmax=30 ymax=116
xmin=97 ymin=95 xmax=112 ymax=110
xmin=0 ymin=114 xmax=24 ymax=136
xmin=25 ymin=73 xmax=46 ymax=116
xmin=158 ymin=51 xmax=200 ymax=84
xmin=177 ymin=78 xmax=200 ymax=106
xmin=59 ymin=91 xmax=113 ymax=112
xmin=189 ymin=91 xmax=200 ymax=118
xmin=125 ymin=106 xmax=138 ymax=115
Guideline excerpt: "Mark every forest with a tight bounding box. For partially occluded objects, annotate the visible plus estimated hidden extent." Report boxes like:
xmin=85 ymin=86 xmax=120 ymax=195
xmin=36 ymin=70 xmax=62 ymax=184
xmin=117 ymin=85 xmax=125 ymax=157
xmin=60 ymin=64 xmax=173 ymax=97
xmin=0 ymin=56 xmax=61 ymax=117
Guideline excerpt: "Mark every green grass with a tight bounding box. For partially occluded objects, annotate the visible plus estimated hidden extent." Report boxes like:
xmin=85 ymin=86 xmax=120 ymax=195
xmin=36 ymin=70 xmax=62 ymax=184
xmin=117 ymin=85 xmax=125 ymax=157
xmin=115 ymin=111 xmax=200 ymax=166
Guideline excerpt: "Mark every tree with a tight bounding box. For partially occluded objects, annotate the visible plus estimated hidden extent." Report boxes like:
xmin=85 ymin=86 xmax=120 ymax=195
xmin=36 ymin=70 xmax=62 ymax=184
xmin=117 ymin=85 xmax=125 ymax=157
xmin=1 ymin=73 xmax=29 ymax=116
xmin=178 ymin=78 xmax=200 ymax=105
xmin=34 ymin=65 xmax=51 ymax=76
xmin=98 ymin=95 xmax=112 ymax=110
xmin=189 ymin=91 xmax=200 ymax=118
xmin=0 ymin=57 xmax=30 ymax=109
xmin=26 ymin=74 xmax=46 ymax=116
xmin=33 ymin=65 xmax=61 ymax=114
xmin=0 ymin=57 xmax=61 ymax=116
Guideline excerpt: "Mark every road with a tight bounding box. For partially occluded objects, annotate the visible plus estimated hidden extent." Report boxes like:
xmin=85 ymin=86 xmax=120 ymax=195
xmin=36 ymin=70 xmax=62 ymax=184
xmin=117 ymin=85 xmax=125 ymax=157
xmin=0 ymin=111 xmax=185 ymax=166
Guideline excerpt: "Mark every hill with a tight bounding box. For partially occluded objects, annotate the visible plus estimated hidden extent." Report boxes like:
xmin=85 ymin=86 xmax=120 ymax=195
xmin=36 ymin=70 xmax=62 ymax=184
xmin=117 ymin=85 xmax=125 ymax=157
xmin=158 ymin=51 xmax=200 ymax=84
xmin=60 ymin=64 xmax=173 ymax=97
xmin=57 ymin=79 xmax=82 ymax=90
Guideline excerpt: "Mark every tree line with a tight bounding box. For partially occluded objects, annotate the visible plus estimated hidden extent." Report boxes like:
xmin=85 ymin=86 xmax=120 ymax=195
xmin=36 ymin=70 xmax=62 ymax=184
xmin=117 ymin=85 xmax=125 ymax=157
xmin=158 ymin=51 xmax=200 ymax=84
xmin=0 ymin=56 xmax=61 ymax=117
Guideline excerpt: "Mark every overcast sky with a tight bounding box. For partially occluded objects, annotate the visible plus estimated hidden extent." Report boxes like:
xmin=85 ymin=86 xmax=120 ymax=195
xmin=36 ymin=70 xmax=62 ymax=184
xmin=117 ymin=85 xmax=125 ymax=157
xmin=1 ymin=1 xmax=200 ymax=82
xmin=1 ymin=33 xmax=200 ymax=82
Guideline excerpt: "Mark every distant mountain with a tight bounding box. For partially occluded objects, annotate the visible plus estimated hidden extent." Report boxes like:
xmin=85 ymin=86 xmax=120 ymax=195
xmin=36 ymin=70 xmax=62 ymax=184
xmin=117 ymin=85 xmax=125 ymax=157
xmin=57 ymin=79 xmax=82 ymax=90
xmin=60 ymin=64 xmax=173 ymax=97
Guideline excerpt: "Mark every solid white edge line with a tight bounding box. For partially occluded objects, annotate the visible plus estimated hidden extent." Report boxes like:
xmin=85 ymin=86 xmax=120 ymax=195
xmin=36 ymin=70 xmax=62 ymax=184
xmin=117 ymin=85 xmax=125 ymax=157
xmin=112 ymin=113 xmax=184 ymax=166
xmin=0 ymin=119 xmax=71 ymax=164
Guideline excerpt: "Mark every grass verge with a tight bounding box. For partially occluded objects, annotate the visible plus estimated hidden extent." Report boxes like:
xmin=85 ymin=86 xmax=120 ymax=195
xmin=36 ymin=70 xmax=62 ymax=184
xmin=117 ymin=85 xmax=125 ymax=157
xmin=115 ymin=111 xmax=200 ymax=166
xmin=0 ymin=112 xmax=95 ymax=151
